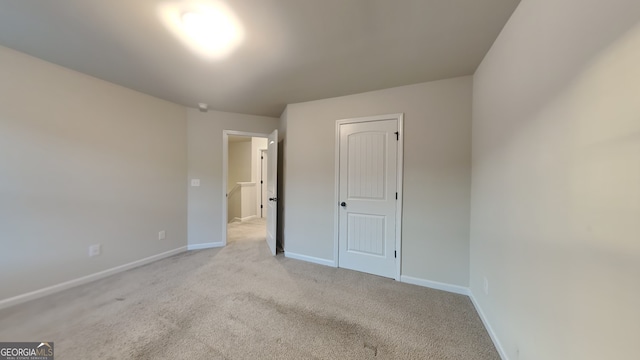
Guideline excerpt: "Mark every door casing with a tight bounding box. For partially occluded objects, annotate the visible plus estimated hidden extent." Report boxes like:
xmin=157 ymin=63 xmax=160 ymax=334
xmin=334 ymin=113 xmax=404 ymax=281
xmin=265 ymin=129 xmax=278 ymax=255
xmin=222 ymin=130 xmax=271 ymax=246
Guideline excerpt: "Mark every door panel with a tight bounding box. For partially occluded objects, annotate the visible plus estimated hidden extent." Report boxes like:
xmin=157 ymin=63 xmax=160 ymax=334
xmin=339 ymin=119 xmax=397 ymax=278
xmin=347 ymin=213 xmax=385 ymax=256
xmin=261 ymin=150 xmax=267 ymax=218
xmin=266 ymin=130 xmax=278 ymax=255
xmin=348 ymin=132 xmax=386 ymax=199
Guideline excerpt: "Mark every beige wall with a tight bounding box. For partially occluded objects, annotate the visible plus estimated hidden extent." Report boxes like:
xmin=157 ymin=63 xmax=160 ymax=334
xmin=228 ymin=141 xmax=251 ymax=191
xmin=0 ymin=45 xmax=188 ymax=301
xmin=187 ymin=109 xmax=279 ymax=247
xmin=251 ymin=137 xmax=268 ymax=184
xmin=283 ymin=77 xmax=472 ymax=286
xmin=470 ymin=0 xmax=640 ymax=358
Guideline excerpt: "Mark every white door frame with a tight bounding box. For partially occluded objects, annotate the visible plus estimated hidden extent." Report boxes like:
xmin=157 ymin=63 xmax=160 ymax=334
xmin=334 ymin=113 xmax=404 ymax=281
xmin=222 ymin=130 xmax=271 ymax=245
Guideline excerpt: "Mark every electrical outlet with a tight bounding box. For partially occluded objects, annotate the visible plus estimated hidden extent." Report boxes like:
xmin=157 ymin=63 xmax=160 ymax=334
xmin=158 ymin=230 xmax=166 ymax=240
xmin=89 ymin=244 xmax=101 ymax=257
xmin=483 ymin=277 xmax=489 ymax=295
xmin=190 ymin=179 xmax=200 ymax=187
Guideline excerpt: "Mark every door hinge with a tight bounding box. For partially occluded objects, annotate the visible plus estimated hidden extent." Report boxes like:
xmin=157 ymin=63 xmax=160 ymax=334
xmin=394 ymin=250 xmax=397 ymax=258
xmin=261 ymin=156 xmax=264 ymax=159
xmin=396 ymin=192 xmax=398 ymax=200
xmin=260 ymin=205 xmax=263 ymax=209
xmin=261 ymin=180 xmax=263 ymax=184
xmin=394 ymin=131 xmax=399 ymax=141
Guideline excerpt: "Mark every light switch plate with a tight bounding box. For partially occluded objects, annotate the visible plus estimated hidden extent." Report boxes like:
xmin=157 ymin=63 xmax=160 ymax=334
xmin=89 ymin=244 xmax=101 ymax=257
xmin=191 ymin=179 xmax=200 ymax=187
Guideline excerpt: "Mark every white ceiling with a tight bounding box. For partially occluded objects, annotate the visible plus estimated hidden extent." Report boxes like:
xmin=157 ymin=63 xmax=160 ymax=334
xmin=0 ymin=0 xmax=520 ymax=117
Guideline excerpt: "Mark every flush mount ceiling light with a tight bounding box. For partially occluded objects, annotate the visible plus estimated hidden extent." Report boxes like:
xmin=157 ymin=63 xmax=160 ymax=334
xmin=158 ymin=1 xmax=244 ymax=59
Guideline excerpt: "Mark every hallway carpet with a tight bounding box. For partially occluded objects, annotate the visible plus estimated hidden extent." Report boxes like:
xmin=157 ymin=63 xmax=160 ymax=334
xmin=0 ymin=218 xmax=499 ymax=359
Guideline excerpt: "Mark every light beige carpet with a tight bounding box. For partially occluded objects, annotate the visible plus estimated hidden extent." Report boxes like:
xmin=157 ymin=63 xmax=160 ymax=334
xmin=0 ymin=218 xmax=499 ymax=359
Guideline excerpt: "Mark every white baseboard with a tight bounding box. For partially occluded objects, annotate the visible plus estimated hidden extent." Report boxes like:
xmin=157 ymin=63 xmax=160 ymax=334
xmin=400 ymin=275 xmax=470 ymax=296
xmin=284 ymin=251 xmax=336 ymax=267
xmin=468 ymin=291 xmax=508 ymax=360
xmin=0 ymin=246 xmax=187 ymax=311
xmin=399 ymin=276 xmax=506 ymax=359
xmin=187 ymin=242 xmax=225 ymax=250
xmin=230 ymin=215 xmax=258 ymax=223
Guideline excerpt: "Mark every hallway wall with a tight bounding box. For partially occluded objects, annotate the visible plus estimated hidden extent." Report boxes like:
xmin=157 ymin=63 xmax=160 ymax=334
xmin=187 ymin=109 xmax=279 ymax=247
xmin=228 ymin=140 xmax=251 ymax=192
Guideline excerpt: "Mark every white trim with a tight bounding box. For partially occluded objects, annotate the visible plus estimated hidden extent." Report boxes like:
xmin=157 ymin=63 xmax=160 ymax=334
xmin=334 ymin=113 xmax=405 ymax=279
xmin=399 ymin=275 xmax=506 ymax=359
xmin=395 ymin=114 xmax=404 ymax=281
xmin=187 ymin=242 xmax=225 ymax=250
xmin=230 ymin=215 xmax=258 ymax=223
xmin=227 ymin=183 xmax=241 ymax=197
xmin=335 ymin=113 xmax=404 ymax=125
xmin=0 ymin=246 xmax=187 ymax=310
xmin=400 ymin=275 xmax=471 ymax=296
xmin=222 ymin=132 xmax=229 ymax=244
xmin=222 ymin=130 xmax=270 ymax=247
xmin=333 ymin=121 xmax=341 ymax=267
xmin=237 ymin=182 xmax=256 ymax=186
xmin=469 ymin=291 xmax=509 ymax=360
xmin=284 ymin=252 xmax=336 ymax=267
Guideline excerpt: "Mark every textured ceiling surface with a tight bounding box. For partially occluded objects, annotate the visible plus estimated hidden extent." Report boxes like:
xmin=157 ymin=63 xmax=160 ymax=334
xmin=0 ymin=0 xmax=520 ymax=117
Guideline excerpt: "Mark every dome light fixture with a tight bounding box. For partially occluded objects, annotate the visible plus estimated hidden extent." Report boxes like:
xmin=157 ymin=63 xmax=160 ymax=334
xmin=158 ymin=2 xmax=244 ymax=59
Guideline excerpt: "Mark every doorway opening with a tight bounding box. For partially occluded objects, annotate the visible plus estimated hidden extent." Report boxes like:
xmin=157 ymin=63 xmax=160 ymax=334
xmin=222 ymin=130 xmax=278 ymax=255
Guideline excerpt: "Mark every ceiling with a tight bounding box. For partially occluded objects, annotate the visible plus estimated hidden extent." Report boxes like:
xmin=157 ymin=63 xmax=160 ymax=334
xmin=0 ymin=0 xmax=520 ymax=117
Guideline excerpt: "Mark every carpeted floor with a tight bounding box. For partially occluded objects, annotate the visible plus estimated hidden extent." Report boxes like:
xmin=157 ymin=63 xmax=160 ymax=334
xmin=0 ymin=218 xmax=499 ymax=359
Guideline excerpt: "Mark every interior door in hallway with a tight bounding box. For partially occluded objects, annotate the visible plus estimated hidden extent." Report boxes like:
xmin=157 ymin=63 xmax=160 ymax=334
xmin=260 ymin=149 xmax=267 ymax=218
xmin=338 ymin=117 xmax=399 ymax=278
xmin=266 ymin=130 xmax=278 ymax=255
